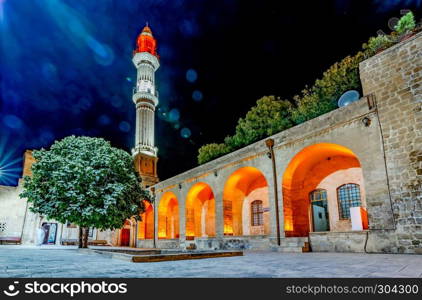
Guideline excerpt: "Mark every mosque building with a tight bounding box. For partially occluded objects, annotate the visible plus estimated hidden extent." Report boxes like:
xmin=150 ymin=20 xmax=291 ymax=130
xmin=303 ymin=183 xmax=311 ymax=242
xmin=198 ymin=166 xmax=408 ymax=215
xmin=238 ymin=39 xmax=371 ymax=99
xmin=0 ymin=27 xmax=421 ymax=254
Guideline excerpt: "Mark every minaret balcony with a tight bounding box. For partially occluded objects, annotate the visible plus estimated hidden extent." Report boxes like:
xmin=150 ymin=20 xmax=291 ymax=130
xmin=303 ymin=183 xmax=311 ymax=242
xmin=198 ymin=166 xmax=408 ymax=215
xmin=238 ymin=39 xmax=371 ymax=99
xmin=132 ymin=145 xmax=158 ymax=157
xmin=132 ymin=91 xmax=158 ymax=106
xmin=132 ymin=52 xmax=160 ymax=70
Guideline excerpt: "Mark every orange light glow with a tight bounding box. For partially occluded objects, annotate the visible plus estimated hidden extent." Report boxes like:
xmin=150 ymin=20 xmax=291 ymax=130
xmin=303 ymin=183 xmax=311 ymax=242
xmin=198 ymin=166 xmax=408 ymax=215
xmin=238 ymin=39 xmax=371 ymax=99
xmin=282 ymin=143 xmax=361 ymax=236
xmin=224 ymin=225 xmax=233 ymax=235
xmin=361 ymin=207 xmax=369 ymax=230
xmin=158 ymin=192 xmax=179 ymax=239
xmin=223 ymin=167 xmax=268 ymax=236
xmin=185 ymin=182 xmax=216 ymax=238
xmin=138 ymin=201 xmax=153 ymax=239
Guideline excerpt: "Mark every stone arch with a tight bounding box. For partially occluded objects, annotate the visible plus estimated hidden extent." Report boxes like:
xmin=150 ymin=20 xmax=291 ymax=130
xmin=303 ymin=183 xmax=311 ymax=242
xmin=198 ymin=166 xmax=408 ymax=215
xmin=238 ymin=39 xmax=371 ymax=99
xmin=137 ymin=200 xmax=154 ymax=240
xmin=158 ymin=192 xmax=179 ymax=239
xmin=282 ymin=143 xmax=368 ymax=237
xmin=185 ymin=182 xmax=216 ymax=239
xmin=223 ymin=166 xmax=270 ymax=236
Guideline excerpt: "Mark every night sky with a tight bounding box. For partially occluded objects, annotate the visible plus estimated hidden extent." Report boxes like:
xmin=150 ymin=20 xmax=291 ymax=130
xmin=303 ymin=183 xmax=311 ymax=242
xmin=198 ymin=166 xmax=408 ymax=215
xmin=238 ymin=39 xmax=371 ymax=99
xmin=0 ymin=0 xmax=421 ymax=186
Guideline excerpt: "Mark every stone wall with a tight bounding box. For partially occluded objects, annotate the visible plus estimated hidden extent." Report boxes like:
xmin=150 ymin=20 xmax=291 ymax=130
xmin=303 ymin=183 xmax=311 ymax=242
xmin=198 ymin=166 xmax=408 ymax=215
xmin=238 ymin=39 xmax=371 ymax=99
xmin=150 ymin=96 xmax=392 ymax=251
xmin=0 ymin=185 xmax=26 ymax=238
xmin=310 ymin=231 xmax=367 ymax=252
xmin=149 ymin=32 xmax=422 ymax=253
xmin=360 ymin=32 xmax=422 ymax=253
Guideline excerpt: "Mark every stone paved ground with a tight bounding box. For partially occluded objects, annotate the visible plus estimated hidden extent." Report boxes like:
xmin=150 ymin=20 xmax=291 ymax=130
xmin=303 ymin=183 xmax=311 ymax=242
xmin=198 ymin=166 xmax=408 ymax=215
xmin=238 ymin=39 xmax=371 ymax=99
xmin=0 ymin=246 xmax=421 ymax=278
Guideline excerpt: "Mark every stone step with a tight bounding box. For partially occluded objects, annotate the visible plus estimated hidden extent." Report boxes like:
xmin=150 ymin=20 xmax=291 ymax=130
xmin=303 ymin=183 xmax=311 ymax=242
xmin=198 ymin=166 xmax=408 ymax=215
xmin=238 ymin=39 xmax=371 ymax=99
xmin=276 ymin=247 xmax=303 ymax=253
xmin=273 ymin=237 xmax=310 ymax=253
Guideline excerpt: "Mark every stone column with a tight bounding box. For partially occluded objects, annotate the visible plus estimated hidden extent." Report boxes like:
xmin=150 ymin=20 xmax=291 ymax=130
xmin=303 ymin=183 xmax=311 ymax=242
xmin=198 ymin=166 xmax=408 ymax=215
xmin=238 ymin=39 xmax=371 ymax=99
xmin=55 ymin=223 xmax=63 ymax=246
xmin=214 ymin=189 xmax=224 ymax=239
xmin=153 ymin=194 xmax=159 ymax=248
xmin=177 ymin=187 xmax=188 ymax=249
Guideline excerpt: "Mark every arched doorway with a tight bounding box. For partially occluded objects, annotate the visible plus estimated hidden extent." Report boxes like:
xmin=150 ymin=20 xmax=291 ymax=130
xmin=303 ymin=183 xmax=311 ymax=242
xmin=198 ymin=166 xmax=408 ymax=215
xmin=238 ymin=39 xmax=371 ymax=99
xmin=120 ymin=220 xmax=132 ymax=246
xmin=223 ymin=167 xmax=269 ymax=236
xmin=158 ymin=192 xmax=179 ymax=239
xmin=282 ymin=143 xmax=368 ymax=237
xmin=137 ymin=200 xmax=154 ymax=240
xmin=185 ymin=182 xmax=216 ymax=239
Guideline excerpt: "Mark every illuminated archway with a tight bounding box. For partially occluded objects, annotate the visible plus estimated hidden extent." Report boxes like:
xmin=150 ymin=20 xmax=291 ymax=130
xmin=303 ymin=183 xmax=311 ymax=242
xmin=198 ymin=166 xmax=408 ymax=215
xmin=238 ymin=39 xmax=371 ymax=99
xmin=137 ymin=200 xmax=154 ymax=240
xmin=223 ymin=167 xmax=269 ymax=236
xmin=282 ymin=143 xmax=367 ymax=237
xmin=185 ymin=182 xmax=216 ymax=239
xmin=158 ymin=192 xmax=179 ymax=239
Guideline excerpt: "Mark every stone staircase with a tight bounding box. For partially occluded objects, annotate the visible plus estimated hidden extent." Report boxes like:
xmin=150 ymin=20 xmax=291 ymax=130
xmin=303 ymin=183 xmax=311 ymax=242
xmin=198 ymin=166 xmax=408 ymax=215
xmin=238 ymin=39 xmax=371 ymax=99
xmin=272 ymin=237 xmax=310 ymax=253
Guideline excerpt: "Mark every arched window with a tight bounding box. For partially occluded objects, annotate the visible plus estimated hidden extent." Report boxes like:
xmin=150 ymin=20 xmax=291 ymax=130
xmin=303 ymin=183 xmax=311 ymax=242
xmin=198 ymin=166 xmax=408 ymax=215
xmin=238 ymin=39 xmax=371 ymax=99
xmin=251 ymin=200 xmax=263 ymax=226
xmin=337 ymin=184 xmax=361 ymax=219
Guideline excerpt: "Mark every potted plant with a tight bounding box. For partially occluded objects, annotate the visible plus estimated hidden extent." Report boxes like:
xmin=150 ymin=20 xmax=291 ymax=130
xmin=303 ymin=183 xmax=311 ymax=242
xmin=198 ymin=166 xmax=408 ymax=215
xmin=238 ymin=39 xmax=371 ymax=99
xmin=394 ymin=11 xmax=416 ymax=41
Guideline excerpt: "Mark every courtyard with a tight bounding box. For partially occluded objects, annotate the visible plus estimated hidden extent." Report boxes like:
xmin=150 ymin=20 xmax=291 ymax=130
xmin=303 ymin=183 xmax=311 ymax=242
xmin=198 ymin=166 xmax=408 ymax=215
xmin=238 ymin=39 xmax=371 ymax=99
xmin=0 ymin=246 xmax=421 ymax=278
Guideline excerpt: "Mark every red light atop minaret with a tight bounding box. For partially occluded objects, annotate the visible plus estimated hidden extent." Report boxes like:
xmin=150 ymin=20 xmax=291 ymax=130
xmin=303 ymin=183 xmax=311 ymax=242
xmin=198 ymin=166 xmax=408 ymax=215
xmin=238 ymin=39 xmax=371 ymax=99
xmin=134 ymin=24 xmax=158 ymax=57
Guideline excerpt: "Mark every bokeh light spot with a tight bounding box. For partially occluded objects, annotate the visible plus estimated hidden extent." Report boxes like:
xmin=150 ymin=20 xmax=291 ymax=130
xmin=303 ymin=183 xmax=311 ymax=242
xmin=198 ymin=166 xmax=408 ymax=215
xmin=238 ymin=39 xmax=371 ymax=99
xmin=111 ymin=95 xmax=123 ymax=108
xmin=119 ymin=121 xmax=131 ymax=132
xmin=186 ymin=69 xmax=197 ymax=83
xmin=180 ymin=127 xmax=191 ymax=138
xmin=179 ymin=19 xmax=199 ymax=37
xmin=38 ymin=130 xmax=55 ymax=145
xmin=192 ymin=90 xmax=203 ymax=102
xmin=98 ymin=114 xmax=111 ymax=126
xmin=168 ymin=108 xmax=180 ymax=122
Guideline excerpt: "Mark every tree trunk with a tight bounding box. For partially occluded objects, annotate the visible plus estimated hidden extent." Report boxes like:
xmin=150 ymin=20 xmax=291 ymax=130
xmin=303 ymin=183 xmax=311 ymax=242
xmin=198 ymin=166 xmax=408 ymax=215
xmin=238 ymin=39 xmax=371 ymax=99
xmin=82 ymin=227 xmax=89 ymax=248
xmin=78 ymin=227 xmax=83 ymax=248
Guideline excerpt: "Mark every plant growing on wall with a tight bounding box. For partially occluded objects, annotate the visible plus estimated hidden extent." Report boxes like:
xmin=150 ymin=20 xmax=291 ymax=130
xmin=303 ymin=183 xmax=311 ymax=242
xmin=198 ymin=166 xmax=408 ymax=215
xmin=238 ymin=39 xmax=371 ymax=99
xmin=394 ymin=11 xmax=416 ymax=36
xmin=362 ymin=35 xmax=394 ymax=56
xmin=196 ymin=10 xmax=418 ymax=165
xmin=228 ymin=96 xmax=293 ymax=149
xmin=197 ymin=96 xmax=293 ymax=164
xmin=291 ymin=51 xmax=364 ymax=124
xmin=197 ymin=143 xmax=231 ymax=165
xmin=20 ymin=136 xmax=151 ymax=248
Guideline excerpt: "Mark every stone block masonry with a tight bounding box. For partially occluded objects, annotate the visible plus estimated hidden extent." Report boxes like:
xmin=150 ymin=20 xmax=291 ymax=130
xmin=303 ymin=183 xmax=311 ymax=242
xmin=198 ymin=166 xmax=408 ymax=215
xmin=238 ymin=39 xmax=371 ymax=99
xmin=360 ymin=32 xmax=422 ymax=253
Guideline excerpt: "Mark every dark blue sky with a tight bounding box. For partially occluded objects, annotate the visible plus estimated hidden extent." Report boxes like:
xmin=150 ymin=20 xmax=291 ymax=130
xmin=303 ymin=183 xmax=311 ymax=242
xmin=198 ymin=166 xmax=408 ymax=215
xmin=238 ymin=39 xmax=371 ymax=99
xmin=0 ymin=0 xmax=421 ymax=185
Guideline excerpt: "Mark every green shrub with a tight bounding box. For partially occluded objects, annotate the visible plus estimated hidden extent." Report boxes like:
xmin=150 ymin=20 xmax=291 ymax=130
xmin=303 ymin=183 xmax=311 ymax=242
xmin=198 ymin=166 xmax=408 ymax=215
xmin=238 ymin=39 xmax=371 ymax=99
xmin=196 ymin=10 xmax=417 ymax=165
xmin=197 ymin=143 xmax=231 ymax=165
xmin=228 ymin=96 xmax=293 ymax=149
xmin=363 ymin=35 xmax=394 ymax=56
xmin=292 ymin=52 xmax=364 ymax=124
xmin=291 ymin=89 xmax=333 ymax=124
xmin=197 ymin=96 xmax=292 ymax=164
xmin=394 ymin=12 xmax=416 ymax=35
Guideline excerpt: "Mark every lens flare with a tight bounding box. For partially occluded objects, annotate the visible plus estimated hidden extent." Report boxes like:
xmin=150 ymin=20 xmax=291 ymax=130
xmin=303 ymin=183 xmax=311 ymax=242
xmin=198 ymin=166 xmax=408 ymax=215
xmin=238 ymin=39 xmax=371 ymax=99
xmin=0 ymin=136 xmax=23 ymax=186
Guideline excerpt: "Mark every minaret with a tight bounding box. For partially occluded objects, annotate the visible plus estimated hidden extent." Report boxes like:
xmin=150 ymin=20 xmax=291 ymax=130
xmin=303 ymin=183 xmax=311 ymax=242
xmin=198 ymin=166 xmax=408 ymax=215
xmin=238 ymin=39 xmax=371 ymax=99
xmin=132 ymin=24 xmax=159 ymax=187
